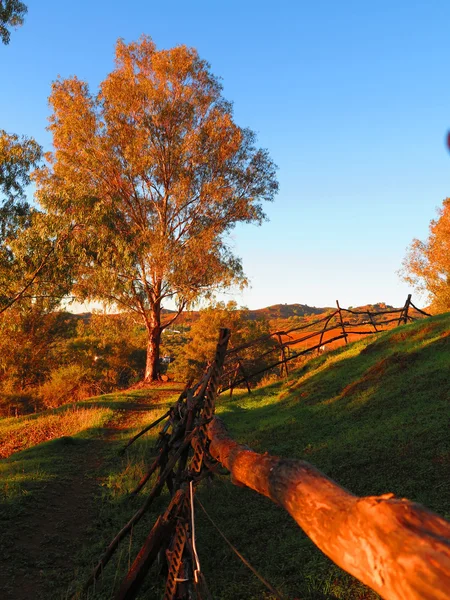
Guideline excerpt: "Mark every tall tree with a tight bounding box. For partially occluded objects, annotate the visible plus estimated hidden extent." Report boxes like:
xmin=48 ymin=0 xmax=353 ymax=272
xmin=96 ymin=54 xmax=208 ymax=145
xmin=0 ymin=0 xmax=27 ymax=44
xmin=36 ymin=36 xmax=278 ymax=381
xmin=401 ymin=198 xmax=450 ymax=313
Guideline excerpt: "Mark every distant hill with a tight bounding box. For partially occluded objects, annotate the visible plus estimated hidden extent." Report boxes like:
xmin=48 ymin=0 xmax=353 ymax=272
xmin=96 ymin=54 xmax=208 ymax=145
xmin=247 ymin=303 xmax=330 ymax=320
xmin=67 ymin=302 xmax=402 ymax=326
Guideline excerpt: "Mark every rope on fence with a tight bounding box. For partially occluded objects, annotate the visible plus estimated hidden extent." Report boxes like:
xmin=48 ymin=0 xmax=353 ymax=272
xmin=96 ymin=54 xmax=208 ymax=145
xmin=196 ymin=496 xmax=286 ymax=600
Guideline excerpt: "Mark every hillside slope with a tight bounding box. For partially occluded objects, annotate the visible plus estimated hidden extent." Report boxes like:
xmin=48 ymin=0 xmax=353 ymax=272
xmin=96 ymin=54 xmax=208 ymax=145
xmin=196 ymin=312 xmax=450 ymax=599
xmin=1 ymin=314 xmax=448 ymax=599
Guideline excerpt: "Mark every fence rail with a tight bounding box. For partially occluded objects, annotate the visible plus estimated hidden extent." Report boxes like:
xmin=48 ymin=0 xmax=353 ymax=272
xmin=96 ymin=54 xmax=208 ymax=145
xmin=219 ymin=295 xmax=431 ymax=395
xmin=207 ymin=416 xmax=450 ymax=600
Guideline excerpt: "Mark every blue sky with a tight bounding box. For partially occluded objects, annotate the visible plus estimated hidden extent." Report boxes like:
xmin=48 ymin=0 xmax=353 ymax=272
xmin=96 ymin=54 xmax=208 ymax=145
xmin=2 ymin=0 xmax=449 ymax=310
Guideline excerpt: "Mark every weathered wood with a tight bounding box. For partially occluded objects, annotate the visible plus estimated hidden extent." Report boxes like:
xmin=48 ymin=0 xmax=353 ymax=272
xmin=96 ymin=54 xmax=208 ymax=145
xmin=130 ymin=448 xmax=164 ymax=496
xmin=190 ymin=328 xmax=230 ymax=475
xmin=236 ymin=355 xmax=252 ymax=394
xmin=282 ymin=324 xmax=343 ymax=347
xmin=277 ymin=333 xmax=289 ymax=377
xmin=409 ymin=301 xmax=432 ymax=317
xmin=207 ymin=417 xmax=450 ymax=600
xmin=336 ymin=300 xmax=348 ymax=344
xmin=397 ymin=294 xmax=412 ymax=326
xmin=342 ymin=306 xmax=404 ymax=316
xmin=339 ymin=330 xmax=382 ymax=335
xmin=84 ymin=431 xmax=196 ymax=592
xmin=367 ymin=311 xmax=379 ymax=333
xmin=317 ymin=311 xmax=339 ymax=354
xmin=225 ymin=297 xmax=428 ymax=364
xmin=114 ymin=490 xmax=184 ymax=600
xmin=225 ymin=312 xmax=335 ymax=357
xmin=220 ymin=335 xmax=347 ymax=393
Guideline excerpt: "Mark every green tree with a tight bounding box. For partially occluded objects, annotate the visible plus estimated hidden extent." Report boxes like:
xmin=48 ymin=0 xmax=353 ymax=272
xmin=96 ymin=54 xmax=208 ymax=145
xmin=0 ymin=303 xmax=66 ymax=395
xmin=0 ymin=129 xmax=41 ymax=240
xmin=0 ymin=130 xmax=76 ymax=314
xmin=68 ymin=312 xmax=147 ymax=388
xmin=36 ymin=36 xmax=278 ymax=381
xmin=0 ymin=0 xmax=27 ymax=44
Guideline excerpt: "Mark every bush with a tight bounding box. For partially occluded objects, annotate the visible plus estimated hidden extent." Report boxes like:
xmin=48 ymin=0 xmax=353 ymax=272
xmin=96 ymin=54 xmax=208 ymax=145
xmin=0 ymin=386 xmax=40 ymax=417
xmin=38 ymin=364 xmax=93 ymax=408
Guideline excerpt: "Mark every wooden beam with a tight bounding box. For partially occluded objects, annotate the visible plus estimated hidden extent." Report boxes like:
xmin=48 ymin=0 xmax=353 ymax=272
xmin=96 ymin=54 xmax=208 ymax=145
xmin=219 ymin=335 xmax=347 ymax=393
xmin=114 ymin=490 xmax=183 ymax=600
xmin=336 ymin=300 xmax=348 ymax=344
xmin=207 ymin=417 xmax=450 ymax=600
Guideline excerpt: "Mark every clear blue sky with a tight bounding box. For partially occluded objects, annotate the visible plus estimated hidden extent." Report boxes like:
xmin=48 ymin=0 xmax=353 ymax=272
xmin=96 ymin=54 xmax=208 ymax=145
xmin=2 ymin=0 xmax=449 ymax=310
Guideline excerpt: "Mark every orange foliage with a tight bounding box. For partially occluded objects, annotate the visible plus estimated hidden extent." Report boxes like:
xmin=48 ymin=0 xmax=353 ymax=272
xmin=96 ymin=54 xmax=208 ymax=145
xmin=402 ymin=198 xmax=450 ymax=313
xmin=35 ymin=36 xmax=278 ymax=381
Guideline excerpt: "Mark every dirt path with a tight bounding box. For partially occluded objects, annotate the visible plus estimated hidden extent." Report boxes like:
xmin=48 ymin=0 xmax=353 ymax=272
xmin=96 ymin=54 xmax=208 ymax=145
xmin=0 ymin=388 xmax=181 ymax=600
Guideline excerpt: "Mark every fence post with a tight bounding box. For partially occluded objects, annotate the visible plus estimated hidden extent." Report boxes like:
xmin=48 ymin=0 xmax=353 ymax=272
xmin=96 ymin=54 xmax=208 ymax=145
xmin=189 ymin=327 xmax=230 ymax=476
xmin=237 ymin=356 xmax=252 ymax=394
xmin=336 ymin=300 xmax=348 ymax=345
xmin=367 ymin=311 xmax=378 ymax=333
xmin=229 ymin=363 xmax=240 ymax=398
xmin=397 ymin=294 xmax=412 ymax=326
xmin=276 ymin=333 xmax=289 ymax=377
xmin=317 ymin=310 xmax=337 ymax=355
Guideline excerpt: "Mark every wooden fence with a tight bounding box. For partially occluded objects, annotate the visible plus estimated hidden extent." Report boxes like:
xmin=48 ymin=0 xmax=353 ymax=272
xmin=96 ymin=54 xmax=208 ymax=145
xmin=82 ymin=304 xmax=450 ymax=600
xmin=219 ymin=294 xmax=431 ymax=395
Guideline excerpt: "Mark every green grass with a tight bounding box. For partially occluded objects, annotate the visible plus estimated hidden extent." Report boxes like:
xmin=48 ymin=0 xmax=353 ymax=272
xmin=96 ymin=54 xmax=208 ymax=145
xmin=0 ymin=387 xmax=180 ymax=511
xmin=2 ymin=317 xmax=449 ymax=599
xmin=74 ymin=314 xmax=449 ymax=599
xmin=192 ymin=313 xmax=450 ymax=599
xmin=0 ymin=386 xmax=180 ymax=600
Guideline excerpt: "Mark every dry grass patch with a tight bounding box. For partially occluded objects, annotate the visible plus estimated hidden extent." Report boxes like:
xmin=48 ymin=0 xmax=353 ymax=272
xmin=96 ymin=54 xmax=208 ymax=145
xmin=0 ymin=405 xmax=113 ymax=458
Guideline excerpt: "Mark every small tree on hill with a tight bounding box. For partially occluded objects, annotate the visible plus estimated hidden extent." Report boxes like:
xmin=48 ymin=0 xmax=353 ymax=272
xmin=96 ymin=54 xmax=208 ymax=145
xmin=401 ymin=198 xmax=450 ymax=313
xmin=172 ymin=301 xmax=274 ymax=384
xmin=36 ymin=36 xmax=278 ymax=381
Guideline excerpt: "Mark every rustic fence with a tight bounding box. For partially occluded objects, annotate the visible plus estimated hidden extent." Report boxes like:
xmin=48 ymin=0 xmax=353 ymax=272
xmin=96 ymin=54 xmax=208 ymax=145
xmin=81 ymin=301 xmax=450 ymax=600
xmin=219 ymin=294 xmax=431 ymax=395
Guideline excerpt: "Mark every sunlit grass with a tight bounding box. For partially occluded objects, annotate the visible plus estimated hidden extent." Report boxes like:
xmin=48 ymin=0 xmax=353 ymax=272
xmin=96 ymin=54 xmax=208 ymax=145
xmin=0 ymin=405 xmax=113 ymax=459
xmin=67 ymin=314 xmax=449 ymax=599
xmin=2 ymin=317 xmax=448 ymax=599
xmin=196 ymin=313 xmax=450 ymax=599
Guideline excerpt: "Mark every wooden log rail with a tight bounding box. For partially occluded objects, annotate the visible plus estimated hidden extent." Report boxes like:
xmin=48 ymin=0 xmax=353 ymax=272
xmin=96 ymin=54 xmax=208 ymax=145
xmin=207 ymin=417 xmax=450 ymax=600
xmin=225 ymin=297 xmax=429 ymax=360
xmin=220 ymin=296 xmax=431 ymax=393
xmin=220 ymin=335 xmax=347 ymax=393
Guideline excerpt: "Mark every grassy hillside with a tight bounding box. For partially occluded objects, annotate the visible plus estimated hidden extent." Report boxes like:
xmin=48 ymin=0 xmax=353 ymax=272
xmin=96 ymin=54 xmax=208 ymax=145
xmin=197 ymin=312 xmax=449 ymax=599
xmin=1 ymin=313 xmax=448 ymax=599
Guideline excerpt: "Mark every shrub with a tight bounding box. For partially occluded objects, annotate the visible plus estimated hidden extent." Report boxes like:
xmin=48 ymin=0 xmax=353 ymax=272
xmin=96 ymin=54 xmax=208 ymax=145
xmin=38 ymin=364 xmax=93 ymax=408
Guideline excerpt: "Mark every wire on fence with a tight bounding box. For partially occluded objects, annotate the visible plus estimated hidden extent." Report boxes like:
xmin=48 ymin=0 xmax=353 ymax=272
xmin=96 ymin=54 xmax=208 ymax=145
xmin=196 ymin=496 xmax=286 ymax=600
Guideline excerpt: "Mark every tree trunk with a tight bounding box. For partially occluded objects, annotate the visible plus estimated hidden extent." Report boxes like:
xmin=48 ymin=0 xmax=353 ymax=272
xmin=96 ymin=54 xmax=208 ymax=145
xmin=144 ymin=305 xmax=162 ymax=382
